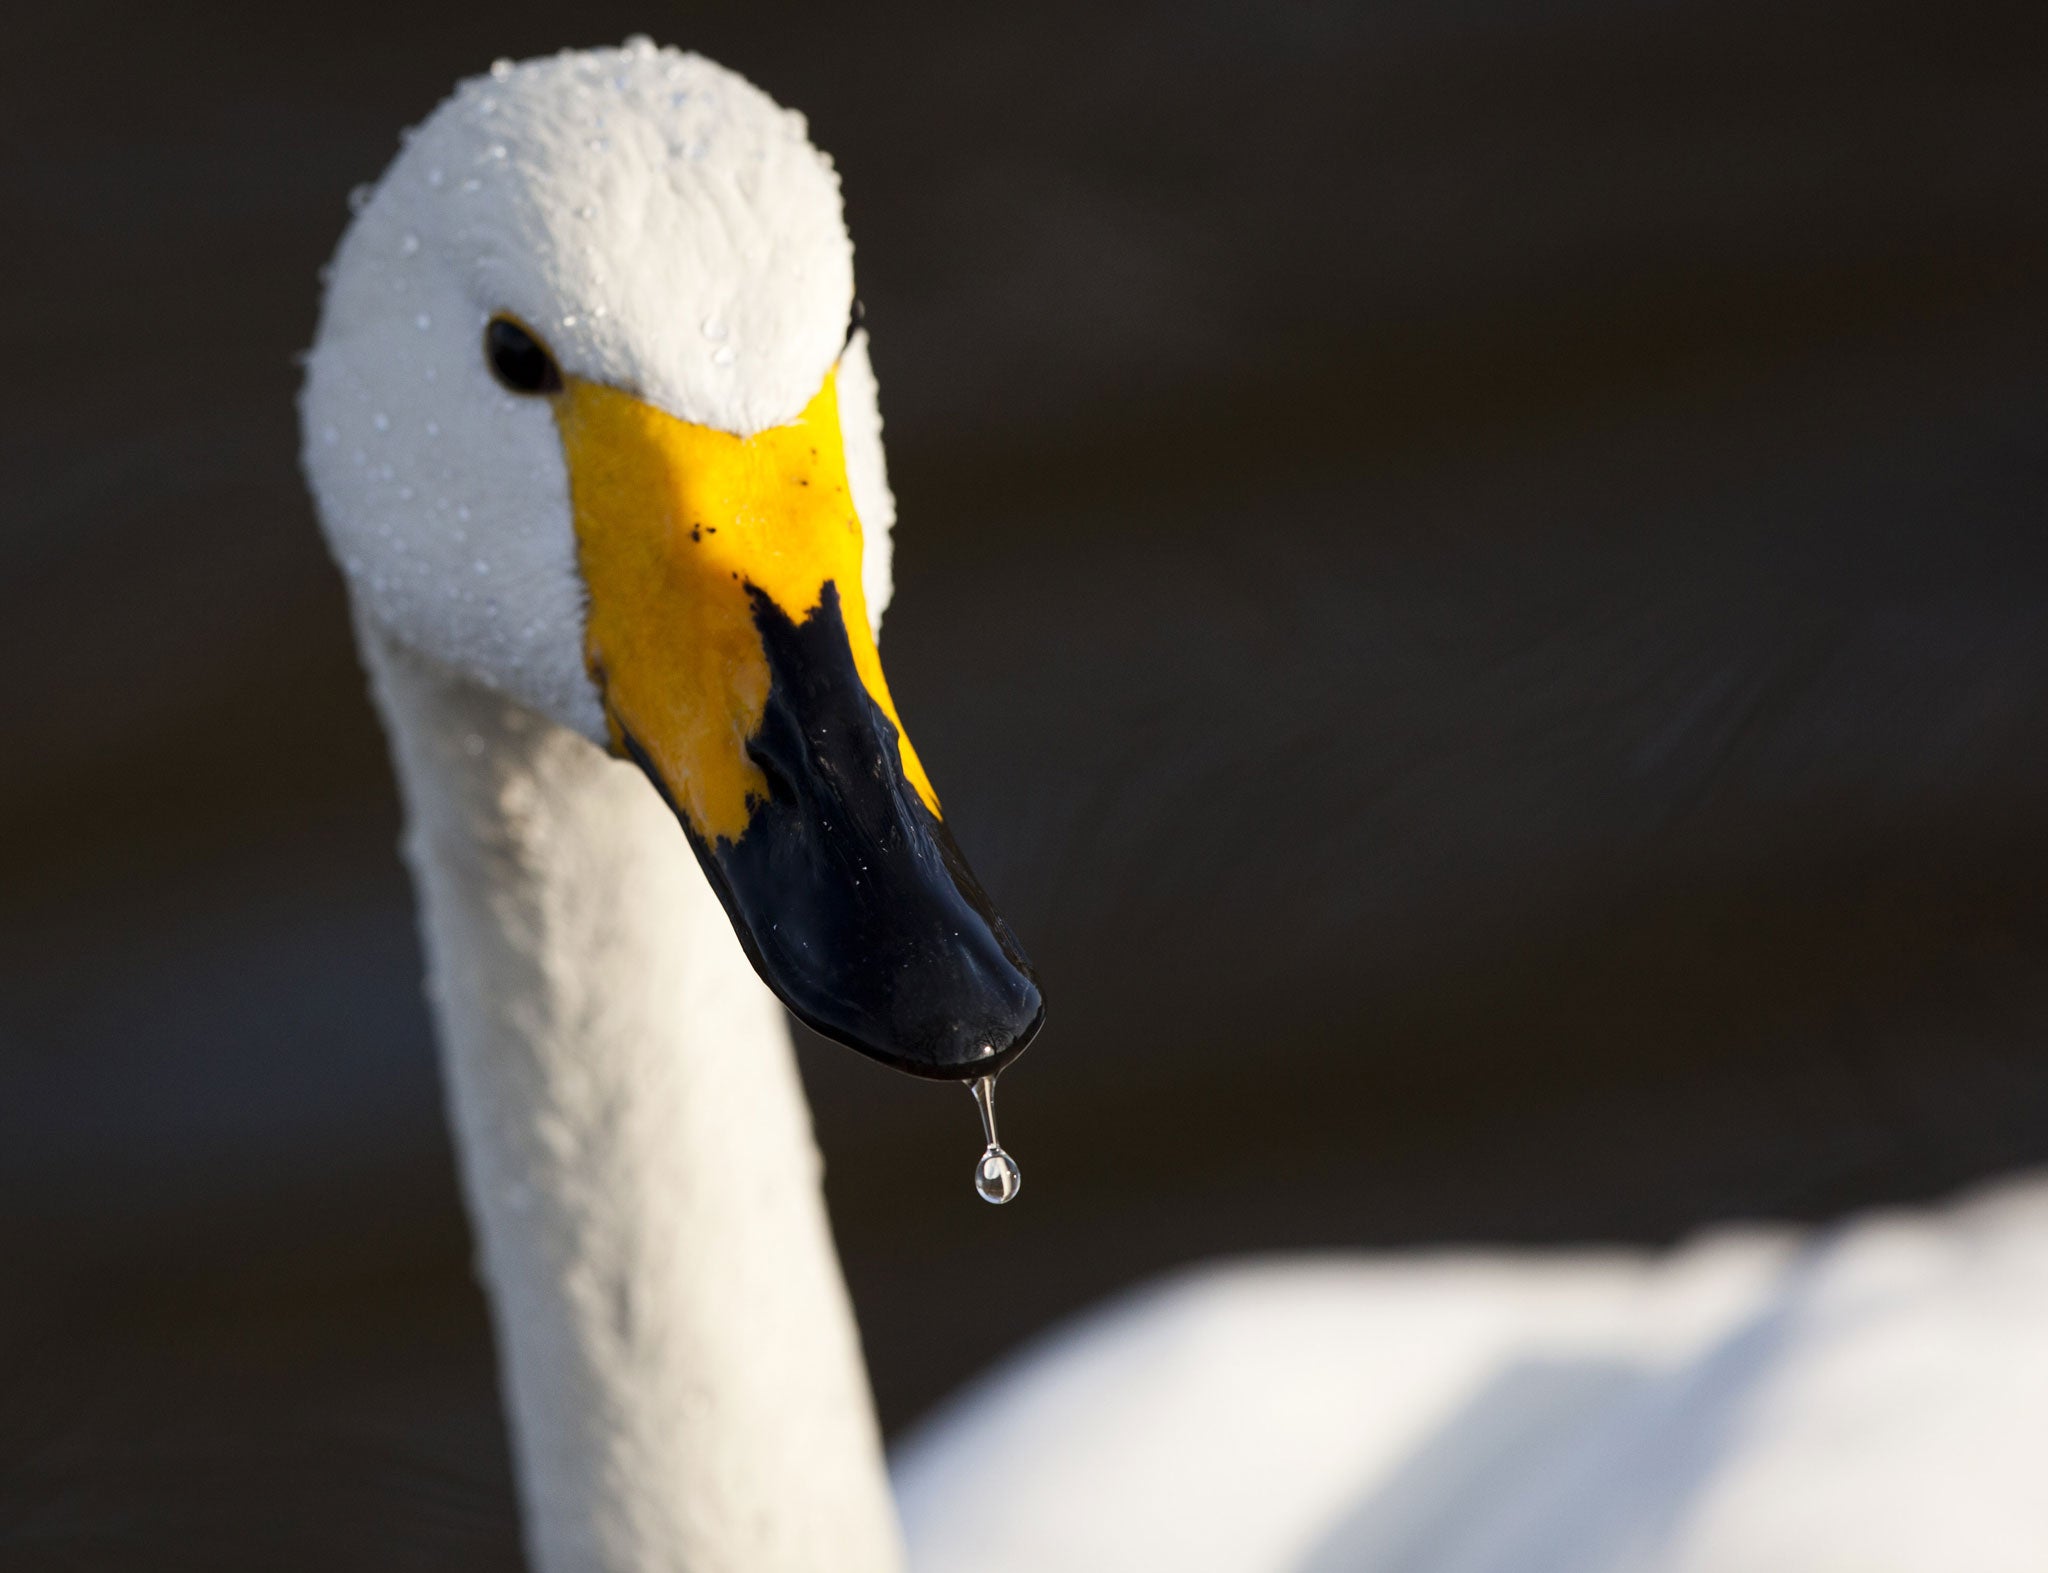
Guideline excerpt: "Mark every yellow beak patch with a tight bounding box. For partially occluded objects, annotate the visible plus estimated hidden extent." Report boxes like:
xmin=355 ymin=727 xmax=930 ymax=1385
xmin=555 ymin=369 xmax=939 ymax=845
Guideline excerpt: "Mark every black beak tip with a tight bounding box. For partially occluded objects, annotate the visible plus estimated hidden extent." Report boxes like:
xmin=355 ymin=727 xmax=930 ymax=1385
xmin=872 ymin=986 xmax=1045 ymax=1083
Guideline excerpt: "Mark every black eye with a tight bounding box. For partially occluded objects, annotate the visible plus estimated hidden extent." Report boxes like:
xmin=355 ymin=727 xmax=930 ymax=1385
xmin=843 ymin=297 xmax=865 ymax=351
xmin=485 ymin=316 xmax=562 ymax=394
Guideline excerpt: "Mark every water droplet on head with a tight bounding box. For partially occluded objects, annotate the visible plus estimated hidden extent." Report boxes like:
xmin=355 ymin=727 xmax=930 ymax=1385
xmin=700 ymin=315 xmax=728 ymax=341
xmin=415 ymin=312 xmax=432 ymax=332
xmin=490 ymin=57 xmax=514 ymax=80
xmin=968 ymin=1074 xmax=1022 ymax=1205
xmin=400 ymin=231 xmax=420 ymax=257
xmin=371 ymin=411 xmax=390 ymax=431
xmin=427 ymin=167 xmax=445 ymax=188
xmin=487 ymin=142 xmax=507 ymax=160
xmin=347 ymin=183 xmax=373 ymax=214
xmin=712 ymin=344 xmax=735 ymax=367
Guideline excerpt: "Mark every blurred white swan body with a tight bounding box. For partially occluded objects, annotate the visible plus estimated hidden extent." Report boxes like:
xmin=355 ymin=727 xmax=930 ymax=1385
xmin=302 ymin=40 xmax=2048 ymax=1573
xmin=897 ymin=1174 xmax=2048 ymax=1573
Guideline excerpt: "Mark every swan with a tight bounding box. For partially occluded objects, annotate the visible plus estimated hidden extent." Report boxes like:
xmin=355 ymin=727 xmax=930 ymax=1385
xmin=301 ymin=40 xmax=1033 ymax=1573
xmin=302 ymin=39 xmax=2048 ymax=1573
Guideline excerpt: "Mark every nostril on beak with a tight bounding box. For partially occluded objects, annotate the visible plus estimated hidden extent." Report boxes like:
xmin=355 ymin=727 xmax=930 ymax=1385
xmin=747 ymin=742 xmax=798 ymax=805
xmin=739 ymin=676 xmax=818 ymax=809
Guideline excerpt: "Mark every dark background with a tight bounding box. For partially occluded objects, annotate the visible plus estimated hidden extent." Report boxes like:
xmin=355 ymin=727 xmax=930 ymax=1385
xmin=5 ymin=1 xmax=2047 ymax=1565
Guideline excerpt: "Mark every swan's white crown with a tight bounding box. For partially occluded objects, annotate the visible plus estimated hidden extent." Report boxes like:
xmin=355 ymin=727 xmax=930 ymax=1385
xmin=300 ymin=40 xmax=894 ymax=737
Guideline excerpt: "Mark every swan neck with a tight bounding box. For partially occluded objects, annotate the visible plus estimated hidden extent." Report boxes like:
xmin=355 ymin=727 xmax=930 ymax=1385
xmin=362 ymin=628 xmax=904 ymax=1573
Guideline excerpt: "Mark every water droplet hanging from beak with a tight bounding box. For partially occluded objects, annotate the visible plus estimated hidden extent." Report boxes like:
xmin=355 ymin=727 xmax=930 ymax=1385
xmin=969 ymin=1073 xmax=1021 ymax=1205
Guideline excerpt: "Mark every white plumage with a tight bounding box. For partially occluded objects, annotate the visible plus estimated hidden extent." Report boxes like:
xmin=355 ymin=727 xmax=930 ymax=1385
xmin=897 ymin=1174 xmax=2048 ymax=1572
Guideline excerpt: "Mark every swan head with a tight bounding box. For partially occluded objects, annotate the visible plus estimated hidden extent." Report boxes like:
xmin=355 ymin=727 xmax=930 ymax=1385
xmin=300 ymin=41 xmax=1041 ymax=1079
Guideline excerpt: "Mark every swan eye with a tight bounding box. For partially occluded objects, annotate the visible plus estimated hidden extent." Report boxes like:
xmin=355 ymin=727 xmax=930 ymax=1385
xmin=485 ymin=317 xmax=562 ymax=394
xmin=843 ymin=297 xmax=865 ymax=351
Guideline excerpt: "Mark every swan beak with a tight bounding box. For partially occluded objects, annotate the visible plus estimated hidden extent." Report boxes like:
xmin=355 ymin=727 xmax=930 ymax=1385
xmin=554 ymin=370 xmax=1043 ymax=1079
